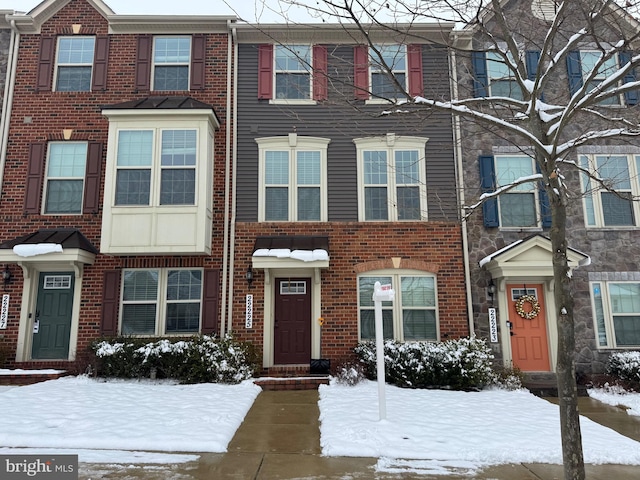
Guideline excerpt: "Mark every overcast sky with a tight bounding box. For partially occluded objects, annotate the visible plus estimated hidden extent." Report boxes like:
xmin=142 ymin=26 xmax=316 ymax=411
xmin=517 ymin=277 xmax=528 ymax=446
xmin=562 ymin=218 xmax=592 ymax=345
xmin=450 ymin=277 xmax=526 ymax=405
xmin=0 ymin=0 xmax=316 ymax=22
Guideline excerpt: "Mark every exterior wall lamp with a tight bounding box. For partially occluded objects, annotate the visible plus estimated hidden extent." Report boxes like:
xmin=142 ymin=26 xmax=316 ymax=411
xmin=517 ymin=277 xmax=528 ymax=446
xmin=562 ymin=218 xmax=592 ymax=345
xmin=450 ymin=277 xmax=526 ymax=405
xmin=246 ymin=266 xmax=254 ymax=288
xmin=2 ymin=265 xmax=12 ymax=288
xmin=487 ymin=279 xmax=496 ymax=300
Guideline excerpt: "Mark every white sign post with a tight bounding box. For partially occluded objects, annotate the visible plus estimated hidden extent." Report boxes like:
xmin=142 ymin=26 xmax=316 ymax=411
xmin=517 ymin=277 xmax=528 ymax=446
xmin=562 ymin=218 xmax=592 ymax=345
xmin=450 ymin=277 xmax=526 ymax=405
xmin=0 ymin=294 xmax=8 ymax=329
xmin=245 ymin=294 xmax=253 ymax=328
xmin=488 ymin=308 xmax=498 ymax=343
xmin=373 ymin=281 xmax=394 ymax=421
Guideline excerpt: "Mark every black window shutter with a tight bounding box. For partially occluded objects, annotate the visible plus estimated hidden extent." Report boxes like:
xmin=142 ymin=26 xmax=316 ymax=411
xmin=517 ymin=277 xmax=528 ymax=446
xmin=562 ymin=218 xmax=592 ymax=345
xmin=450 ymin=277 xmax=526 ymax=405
xmin=479 ymin=155 xmax=499 ymax=227
xmin=135 ymin=35 xmax=152 ymax=91
xmin=83 ymin=142 xmax=103 ymax=214
xmin=36 ymin=36 xmax=55 ymax=91
xmin=101 ymin=270 xmax=121 ymax=337
xmin=536 ymin=163 xmax=552 ymax=228
xmin=201 ymin=269 xmax=220 ymax=334
xmin=566 ymin=51 xmax=583 ymax=96
xmin=91 ymin=36 xmax=110 ymax=91
xmin=24 ymin=143 xmax=46 ymax=215
xmin=190 ymin=34 xmax=206 ymax=91
xmin=619 ymin=51 xmax=638 ymax=106
xmin=471 ymin=51 xmax=488 ymax=98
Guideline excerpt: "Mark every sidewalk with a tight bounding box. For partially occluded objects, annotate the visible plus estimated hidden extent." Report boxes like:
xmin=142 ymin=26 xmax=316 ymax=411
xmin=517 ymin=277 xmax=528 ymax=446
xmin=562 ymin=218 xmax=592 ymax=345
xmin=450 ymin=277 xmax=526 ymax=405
xmin=80 ymin=389 xmax=640 ymax=479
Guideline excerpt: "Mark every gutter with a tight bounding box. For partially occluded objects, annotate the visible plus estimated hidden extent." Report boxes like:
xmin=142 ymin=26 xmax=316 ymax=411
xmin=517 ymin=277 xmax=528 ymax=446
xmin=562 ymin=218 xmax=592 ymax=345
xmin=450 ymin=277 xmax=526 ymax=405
xmin=449 ymin=33 xmax=475 ymax=336
xmin=225 ymin=21 xmax=239 ymax=334
xmin=0 ymin=16 xmax=19 ymax=207
xmin=221 ymin=19 xmax=237 ymax=336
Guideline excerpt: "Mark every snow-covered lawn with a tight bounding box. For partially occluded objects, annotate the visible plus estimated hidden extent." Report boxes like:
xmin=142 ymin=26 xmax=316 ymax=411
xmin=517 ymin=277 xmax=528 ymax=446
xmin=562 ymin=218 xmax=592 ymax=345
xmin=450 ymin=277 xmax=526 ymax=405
xmin=319 ymin=381 xmax=640 ymax=468
xmin=0 ymin=374 xmax=640 ymax=470
xmin=588 ymin=385 xmax=640 ymax=417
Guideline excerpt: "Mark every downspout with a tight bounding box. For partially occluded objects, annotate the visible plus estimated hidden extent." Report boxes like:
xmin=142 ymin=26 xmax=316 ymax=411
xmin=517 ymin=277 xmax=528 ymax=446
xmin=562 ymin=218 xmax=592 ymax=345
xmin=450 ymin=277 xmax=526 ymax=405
xmin=221 ymin=19 xmax=236 ymax=336
xmin=0 ymin=17 xmax=19 ymax=202
xmin=449 ymin=34 xmax=475 ymax=335
xmin=226 ymin=22 xmax=239 ymax=334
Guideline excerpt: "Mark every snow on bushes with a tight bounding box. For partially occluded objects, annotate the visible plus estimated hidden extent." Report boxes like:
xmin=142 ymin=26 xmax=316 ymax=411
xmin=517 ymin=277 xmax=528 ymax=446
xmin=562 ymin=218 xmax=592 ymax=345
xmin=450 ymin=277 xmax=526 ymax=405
xmin=91 ymin=334 xmax=259 ymax=384
xmin=354 ymin=336 xmax=496 ymax=390
xmin=607 ymin=351 xmax=640 ymax=384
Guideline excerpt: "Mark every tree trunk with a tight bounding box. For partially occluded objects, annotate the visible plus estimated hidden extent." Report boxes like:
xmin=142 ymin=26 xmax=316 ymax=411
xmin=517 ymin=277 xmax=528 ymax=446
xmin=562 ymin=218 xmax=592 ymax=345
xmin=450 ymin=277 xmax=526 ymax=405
xmin=549 ymin=190 xmax=585 ymax=480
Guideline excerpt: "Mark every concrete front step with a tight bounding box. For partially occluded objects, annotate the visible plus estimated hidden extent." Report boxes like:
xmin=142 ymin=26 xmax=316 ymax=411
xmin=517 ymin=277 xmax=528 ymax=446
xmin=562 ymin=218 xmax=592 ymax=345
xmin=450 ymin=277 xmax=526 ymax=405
xmin=254 ymin=376 xmax=330 ymax=390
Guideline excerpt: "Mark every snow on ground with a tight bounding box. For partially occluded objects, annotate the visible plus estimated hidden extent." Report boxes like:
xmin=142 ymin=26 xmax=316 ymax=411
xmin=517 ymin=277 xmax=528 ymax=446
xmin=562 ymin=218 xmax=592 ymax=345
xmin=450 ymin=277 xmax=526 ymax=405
xmin=318 ymin=381 xmax=640 ymax=467
xmin=588 ymin=386 xmax=640 ymax=416
xmin=1 ymin=375 xmax=640 ymax=472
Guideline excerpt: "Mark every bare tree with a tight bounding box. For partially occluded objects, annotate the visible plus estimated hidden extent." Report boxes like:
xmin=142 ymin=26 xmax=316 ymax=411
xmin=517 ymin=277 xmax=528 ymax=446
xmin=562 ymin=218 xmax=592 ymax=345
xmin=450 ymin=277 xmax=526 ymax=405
xmin=252 ymin=1 xmax=640 ymax=479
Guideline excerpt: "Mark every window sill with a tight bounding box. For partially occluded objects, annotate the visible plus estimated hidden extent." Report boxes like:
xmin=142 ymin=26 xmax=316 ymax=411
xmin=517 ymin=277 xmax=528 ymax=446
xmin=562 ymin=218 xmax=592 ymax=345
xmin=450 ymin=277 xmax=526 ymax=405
xmin=269 ymin=99 xmax=317 ymax=105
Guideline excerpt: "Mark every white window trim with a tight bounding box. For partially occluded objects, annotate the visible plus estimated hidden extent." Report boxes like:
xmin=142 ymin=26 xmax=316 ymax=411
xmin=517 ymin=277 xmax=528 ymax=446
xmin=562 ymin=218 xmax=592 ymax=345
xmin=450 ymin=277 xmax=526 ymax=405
xmin=354 ymin=133 xmax=428 ymax=221
xmin=119 ymin=268 xmax=204 ymax=336
xmin=256 ymin=133 xmax=330 ymax=222
xmin=113 ymin=127 xmax=199 ymax=207
xmin=591 ymin=280 xmax=640 ymax=349
xmin=43 ymin=141 xmax=87 ymax=216
xmin=580 ymin=153 xmax=640 ymax=228
xmin=53 ymin=36 xmax=95 ymax=92
xmin=357 ymin=269 xmax=439 ymax=342
xmin=494 ymin=154 xmax=541 ymax=230
xmin=366 ymin=44 xmax=407 ymax=104
xmin=152 ymin=36 xmax=191 ymax=91
xmin=270 ymin=44 xmax=316 ymax=105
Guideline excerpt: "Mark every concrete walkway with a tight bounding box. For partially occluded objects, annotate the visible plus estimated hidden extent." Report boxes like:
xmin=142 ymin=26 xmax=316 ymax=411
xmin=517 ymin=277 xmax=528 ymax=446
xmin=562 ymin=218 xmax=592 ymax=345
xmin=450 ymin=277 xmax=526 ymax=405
xmin=80 ymin=389 xmax=640 ymax=479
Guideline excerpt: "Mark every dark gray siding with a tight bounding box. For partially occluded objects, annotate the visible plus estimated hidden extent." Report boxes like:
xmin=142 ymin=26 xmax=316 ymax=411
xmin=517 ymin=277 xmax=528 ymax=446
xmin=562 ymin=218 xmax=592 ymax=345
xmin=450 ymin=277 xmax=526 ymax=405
xmin=236 ymin=42 xmax=458 ymax=222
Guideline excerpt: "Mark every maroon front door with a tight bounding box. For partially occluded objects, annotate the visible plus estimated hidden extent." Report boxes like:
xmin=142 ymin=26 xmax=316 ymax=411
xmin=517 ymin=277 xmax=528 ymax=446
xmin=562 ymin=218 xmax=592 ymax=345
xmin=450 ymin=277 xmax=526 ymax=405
xmin=274 ymin=278 xmax=311 ymax=364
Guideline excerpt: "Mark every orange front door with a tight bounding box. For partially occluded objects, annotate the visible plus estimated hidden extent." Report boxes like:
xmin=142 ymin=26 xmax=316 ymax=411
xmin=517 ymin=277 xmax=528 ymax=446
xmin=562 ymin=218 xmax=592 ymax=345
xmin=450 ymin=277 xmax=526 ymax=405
xmin=507 ymin=285 xmax=550 ymax=371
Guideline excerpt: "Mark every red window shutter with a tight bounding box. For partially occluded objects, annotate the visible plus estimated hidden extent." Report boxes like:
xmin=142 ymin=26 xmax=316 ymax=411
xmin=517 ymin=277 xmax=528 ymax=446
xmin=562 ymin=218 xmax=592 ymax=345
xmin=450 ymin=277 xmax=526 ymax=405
xmin=201 ymin=269 xmax=220 ymax=334
xmin=353 ymin=45 xmax=369 ymax=99
xmin=91 ymin=36 xmax=110 ymax=91
xmin=83 ymin=142 xmax=102 ymax=214
xmin=190 ymin=34 xmax=206 ymax=91
xmin=36 ymin=36 xmax=55 ymax=91
xmin=135 ymin=35 xmax=152 ymax=91
xmin=313 ymin=45 xmax=328 ymax=101
xmin=24 ymin=143 xmax=46 ymax=215
xmin=407 ymin=44 xmax=424 ymax=98
xmin=257 ymin=44 xmax=273 ymax=100
xmin=101 ymin=270 xmax=121 ymax=337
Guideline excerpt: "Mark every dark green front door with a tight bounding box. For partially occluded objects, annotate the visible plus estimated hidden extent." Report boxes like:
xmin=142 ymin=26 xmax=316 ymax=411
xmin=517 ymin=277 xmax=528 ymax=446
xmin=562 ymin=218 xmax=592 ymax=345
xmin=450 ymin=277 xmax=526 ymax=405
xmin=32 ymin=272 xmax=75 ymax=360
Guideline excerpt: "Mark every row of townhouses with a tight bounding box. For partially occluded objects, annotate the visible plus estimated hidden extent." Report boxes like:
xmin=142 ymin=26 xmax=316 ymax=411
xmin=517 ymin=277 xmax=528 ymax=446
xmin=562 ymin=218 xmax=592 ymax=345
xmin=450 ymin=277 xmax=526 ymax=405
xmin=0 ymin=0 xmax=637 ymax=380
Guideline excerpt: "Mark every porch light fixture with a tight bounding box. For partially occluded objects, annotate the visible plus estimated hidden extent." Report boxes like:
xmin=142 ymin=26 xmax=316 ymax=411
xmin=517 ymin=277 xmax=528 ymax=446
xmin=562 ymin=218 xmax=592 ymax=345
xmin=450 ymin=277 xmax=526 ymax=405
xmin=2 ymin=265 xmax=12 ymax=288
xmin=487 ymin=279 xmax=496 ymax=299
xmin=246 ymin=266 xmax=254 ymax=288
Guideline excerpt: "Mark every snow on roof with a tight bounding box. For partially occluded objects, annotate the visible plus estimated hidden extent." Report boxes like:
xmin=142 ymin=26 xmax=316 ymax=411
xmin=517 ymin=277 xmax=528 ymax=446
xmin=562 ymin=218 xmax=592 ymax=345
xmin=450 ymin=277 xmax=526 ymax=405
xmin=253 ymin=248 xmax=329 ymax=262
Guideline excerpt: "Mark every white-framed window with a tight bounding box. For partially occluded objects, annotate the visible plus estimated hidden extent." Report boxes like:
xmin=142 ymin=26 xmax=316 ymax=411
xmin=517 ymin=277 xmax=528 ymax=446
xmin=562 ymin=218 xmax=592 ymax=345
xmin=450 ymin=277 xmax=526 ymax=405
xmin=55 ymin=36 xmax=95 ymax=92
xmin=44 ymin=142 xmax=87 ymax=214
xmin=580 ymin=154 xmax=640 ymax=227
xmin=369 ymin=44 xmax=407 ymax=100
xmin=153 ymin=36 xmax=191 ymax=91
xmin=121 ymin=268 xmax=203 ymax=335
xmin=592 ymin=281 xmax=640 ymax=348
xmin=257 ymin=134 xmax=330 ymax=222
xmin=579 ymin=51 xmax=620 ymax=105
xmin=115 ymin=129 xmax=197 ymax=206
xmin=275 ymin=45 xmax=312 ymax=100
xmin=355 ymin=134 xmax=428 ymax=221
xmin=486 ymin=51 xmax=523 ymax=100
xmin=495 ymin=155 xmax=539 ymax=227
xmin=358 ymin=270 xmax=438 ymax=341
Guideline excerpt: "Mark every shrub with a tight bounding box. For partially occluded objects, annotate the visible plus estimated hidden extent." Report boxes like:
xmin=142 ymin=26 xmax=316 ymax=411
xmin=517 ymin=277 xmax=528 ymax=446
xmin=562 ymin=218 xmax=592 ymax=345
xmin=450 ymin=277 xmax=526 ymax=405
xmin=491 ymin=365 xmax=524 ymax=391
xmin=606 ymin=351 xmax=640 ymax=387
xmin=354 ymin=336 xmax=495 ymax=390
xmin=334 ymin=361 xmax=366 ymax=386
xmin=91 ymin=334 xmax=259 ymax=384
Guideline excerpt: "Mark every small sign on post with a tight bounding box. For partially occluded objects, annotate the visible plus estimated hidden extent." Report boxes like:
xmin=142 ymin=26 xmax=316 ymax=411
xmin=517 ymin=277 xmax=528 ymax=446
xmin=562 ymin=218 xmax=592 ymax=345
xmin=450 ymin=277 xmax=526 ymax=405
xmin=489 ymin=308 xmax=498 ymax=343
xmin=373 ymin=281 xmax=395 ymax=421
xmin=0 ymin=294 xmax=8 ymax=329
xmin=245 ymin=294 xmax=253 ymax=329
